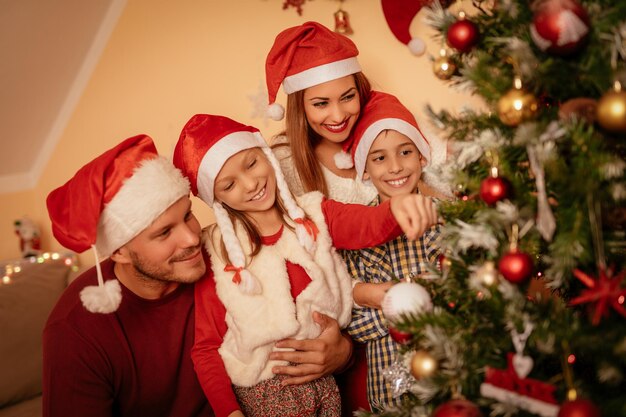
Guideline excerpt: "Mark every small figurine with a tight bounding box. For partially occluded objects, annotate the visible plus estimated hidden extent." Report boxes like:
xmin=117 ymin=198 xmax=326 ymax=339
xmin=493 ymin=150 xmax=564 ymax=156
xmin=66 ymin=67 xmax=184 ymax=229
xmin=14 ymin=217 xmax=42 ymax=258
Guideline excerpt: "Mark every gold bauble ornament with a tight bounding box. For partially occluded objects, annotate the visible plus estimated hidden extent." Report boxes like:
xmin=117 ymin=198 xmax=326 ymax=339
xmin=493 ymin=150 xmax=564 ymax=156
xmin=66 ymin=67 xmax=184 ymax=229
xmin=433 ymin=49 xmax=456 ymax=80
xmin=497 ymin=76 xmax=539 ymax=126
xmin=410 ymin=350 xmax=438 ymax=379
xmin=596 ymin=82 xmax=626 ymax=133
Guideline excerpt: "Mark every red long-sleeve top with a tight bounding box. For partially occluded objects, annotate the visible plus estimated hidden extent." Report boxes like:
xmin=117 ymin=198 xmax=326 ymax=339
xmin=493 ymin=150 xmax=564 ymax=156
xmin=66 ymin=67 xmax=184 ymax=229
xmin=192 ymin=198 xmax=402 ymax=417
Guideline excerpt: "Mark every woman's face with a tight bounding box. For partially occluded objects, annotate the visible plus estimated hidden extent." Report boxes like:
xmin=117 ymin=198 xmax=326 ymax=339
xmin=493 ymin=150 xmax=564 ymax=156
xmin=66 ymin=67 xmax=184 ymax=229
xmin=303 ymin=75 xmax=361 ymax=144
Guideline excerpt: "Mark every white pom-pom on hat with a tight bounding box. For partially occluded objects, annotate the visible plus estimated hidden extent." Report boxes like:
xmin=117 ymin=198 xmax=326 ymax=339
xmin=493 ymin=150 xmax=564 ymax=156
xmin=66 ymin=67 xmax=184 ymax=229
xmin=267 ymin=103 xmax=285 ymax=121
xmin=408 ymin=38 xmax=426 ymax=56
xmin=80 ymin=280 xmax=122 ymax=314
xmin=334 ymin=150 xmax=354 ymax=169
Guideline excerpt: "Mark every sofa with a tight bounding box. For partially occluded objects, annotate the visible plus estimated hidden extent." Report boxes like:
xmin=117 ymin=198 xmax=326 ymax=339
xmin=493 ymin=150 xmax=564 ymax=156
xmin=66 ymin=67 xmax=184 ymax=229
xmin=0 ymin=254 xmax=80 ymax=417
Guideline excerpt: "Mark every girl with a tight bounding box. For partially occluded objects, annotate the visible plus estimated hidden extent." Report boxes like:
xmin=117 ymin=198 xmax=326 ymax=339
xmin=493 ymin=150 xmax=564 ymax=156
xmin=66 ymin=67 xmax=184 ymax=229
xmin=265 ymin=21 xmax=378 ymax=205
xmin=173 ymin=114 xmax=437 ymax=417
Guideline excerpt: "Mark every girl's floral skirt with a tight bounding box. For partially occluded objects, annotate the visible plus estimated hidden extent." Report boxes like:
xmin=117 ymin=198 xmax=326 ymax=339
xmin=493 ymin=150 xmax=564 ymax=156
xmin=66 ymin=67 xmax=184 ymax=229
xmin=233 ymin=372 xmax=341 ymax=417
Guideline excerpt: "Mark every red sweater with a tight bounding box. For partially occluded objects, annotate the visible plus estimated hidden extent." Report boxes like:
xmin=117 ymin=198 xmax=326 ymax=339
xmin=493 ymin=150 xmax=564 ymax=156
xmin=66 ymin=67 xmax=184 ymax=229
xmin=43 ymin=259 xmax=214 ymax=417
xmin=192 ymin=198 xmax=402 ymax=417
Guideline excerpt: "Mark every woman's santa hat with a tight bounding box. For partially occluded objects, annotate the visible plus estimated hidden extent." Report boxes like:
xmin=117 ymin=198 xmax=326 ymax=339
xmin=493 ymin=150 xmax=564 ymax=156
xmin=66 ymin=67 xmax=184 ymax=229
xmin=350 ymin=91 xmax=431 ymax=181
xmin=381 ymin=0 xmax=435 ymax=56
xmin=46 ymin=135 xmax=190 ymax=313
xmin=265 ymin=21 xmax=362 ymax=122
xmin=173 ymin=114 xmax=318 ymax=295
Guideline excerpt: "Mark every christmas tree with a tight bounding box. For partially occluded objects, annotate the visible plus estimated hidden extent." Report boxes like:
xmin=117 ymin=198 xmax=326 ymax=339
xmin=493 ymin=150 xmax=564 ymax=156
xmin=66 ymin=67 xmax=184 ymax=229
xmin=363 ymin=1 xmax=626 ymax=416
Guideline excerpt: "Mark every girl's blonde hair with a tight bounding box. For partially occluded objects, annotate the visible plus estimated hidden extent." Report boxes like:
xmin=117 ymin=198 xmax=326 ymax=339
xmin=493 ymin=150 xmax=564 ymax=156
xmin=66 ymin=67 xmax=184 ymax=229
xmin=278 ymin=72 xmax=372 ymax=196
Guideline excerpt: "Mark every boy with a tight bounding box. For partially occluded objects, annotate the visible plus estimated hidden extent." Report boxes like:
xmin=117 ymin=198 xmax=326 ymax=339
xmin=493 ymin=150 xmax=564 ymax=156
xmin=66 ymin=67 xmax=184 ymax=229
xmin=343 ymin=91 xmax=444 ymax=411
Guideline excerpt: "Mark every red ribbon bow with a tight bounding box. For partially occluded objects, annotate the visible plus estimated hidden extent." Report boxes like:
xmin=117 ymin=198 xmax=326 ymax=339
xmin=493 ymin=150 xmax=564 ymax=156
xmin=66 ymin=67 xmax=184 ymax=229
xmin=224 ymin=264 xmax=243 ymax=285
xmin=295 ymin=217 xmax=319 ymax=241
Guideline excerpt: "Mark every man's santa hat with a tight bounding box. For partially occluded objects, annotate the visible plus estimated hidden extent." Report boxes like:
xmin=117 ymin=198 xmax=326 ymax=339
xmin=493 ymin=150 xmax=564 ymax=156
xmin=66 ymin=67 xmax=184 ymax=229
xmin=173 ymin=114 xmax=318 ymax=295
xmin=381 ymin=0 xmax=434 ymax=56
xmin=350 ymin=91 xmax=431 ymax=181
xmin=265 ymin=21 xmax=362 ymax=122
xmin=46 ymin=135 xmax=190 ymax=313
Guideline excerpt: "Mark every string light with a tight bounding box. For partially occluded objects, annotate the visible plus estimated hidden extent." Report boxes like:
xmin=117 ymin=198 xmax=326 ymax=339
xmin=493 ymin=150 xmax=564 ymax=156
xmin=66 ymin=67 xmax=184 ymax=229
xmin=1 ymin=252 xmax=78 ymax=286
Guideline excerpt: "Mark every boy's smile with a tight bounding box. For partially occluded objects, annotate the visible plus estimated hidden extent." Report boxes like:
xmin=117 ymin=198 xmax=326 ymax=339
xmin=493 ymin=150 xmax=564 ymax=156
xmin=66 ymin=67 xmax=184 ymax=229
xmin=364 ymin=130 xmax=426 ymax=202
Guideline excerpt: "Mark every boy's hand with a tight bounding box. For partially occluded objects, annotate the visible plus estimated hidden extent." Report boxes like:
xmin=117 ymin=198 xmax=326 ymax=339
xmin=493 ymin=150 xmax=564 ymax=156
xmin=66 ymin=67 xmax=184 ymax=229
xmin=353 ymin=282 xmax=393 ymax=309
xmin=389 ymin=194 xmax=438 ymax=240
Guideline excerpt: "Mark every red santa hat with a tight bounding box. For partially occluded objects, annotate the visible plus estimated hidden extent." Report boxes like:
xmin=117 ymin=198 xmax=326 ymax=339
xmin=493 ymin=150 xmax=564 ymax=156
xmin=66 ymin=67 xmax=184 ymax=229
xmin=381 ymin=0 xmax=432 ymax=56
xmin=173 ymin=114 xmax=318 ymax=295
xmin=46 ymin=135 xmax=190 ymax=313
xmin=265 ymin=21 xmax=362 ymax=122
xmin=350 ymin=91 xmax=431 ymax=181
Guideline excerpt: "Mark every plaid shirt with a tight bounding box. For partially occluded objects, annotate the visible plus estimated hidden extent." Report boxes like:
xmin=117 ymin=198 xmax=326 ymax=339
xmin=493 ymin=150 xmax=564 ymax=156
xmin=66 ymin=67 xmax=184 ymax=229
xmin=342 ymin=199 xmax=441 ymax=411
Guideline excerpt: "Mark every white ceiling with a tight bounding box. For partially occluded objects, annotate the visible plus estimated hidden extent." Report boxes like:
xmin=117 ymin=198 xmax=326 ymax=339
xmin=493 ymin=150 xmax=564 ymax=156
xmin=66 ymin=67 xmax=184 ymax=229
xmin=0 ymin=0 xmax=124 ymax=193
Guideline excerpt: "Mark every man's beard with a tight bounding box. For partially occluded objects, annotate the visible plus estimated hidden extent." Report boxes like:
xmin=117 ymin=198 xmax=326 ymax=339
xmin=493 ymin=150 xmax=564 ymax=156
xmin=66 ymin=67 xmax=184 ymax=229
xmin=128 ymin=245 xmax=203 ymax=284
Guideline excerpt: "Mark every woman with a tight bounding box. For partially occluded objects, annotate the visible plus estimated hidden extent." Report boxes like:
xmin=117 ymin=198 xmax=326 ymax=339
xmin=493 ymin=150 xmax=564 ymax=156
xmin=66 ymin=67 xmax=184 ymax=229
xmin=264 ymin=21 xmax=377 ymax=415
xmin=265 ymin=21 xmax=378 ymax=205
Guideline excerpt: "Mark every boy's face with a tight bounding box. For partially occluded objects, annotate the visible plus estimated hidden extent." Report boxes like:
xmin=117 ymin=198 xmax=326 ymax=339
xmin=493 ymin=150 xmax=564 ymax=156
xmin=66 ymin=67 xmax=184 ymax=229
xmin=364 ymin=130 xmax=425 ymax=202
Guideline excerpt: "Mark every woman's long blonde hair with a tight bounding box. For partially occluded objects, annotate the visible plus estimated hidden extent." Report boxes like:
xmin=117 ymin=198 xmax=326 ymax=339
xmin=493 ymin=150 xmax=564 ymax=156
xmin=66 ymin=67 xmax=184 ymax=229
xmin=279 ymin=72 xmax=372 ymax=196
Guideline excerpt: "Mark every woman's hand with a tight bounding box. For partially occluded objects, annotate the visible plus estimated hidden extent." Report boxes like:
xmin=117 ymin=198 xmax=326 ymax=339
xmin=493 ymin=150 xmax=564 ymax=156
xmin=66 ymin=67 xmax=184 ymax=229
xmin=389 ymin=194 xmax=438 ymax=240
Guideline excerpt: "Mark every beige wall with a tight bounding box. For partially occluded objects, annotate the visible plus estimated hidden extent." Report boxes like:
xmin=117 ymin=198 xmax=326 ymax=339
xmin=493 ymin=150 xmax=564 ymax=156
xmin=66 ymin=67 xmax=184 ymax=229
xmin=0 ymin=0 xmax=480 ymax=265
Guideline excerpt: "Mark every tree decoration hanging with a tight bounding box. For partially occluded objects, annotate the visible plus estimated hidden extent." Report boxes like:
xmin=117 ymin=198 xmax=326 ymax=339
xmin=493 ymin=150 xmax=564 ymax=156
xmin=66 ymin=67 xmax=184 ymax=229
xmin=433 ymin=48 xmax=457 ymax=80
xmin=498 ymin=224 xmax=534 ymax=284
xmin=569 ymin=267 xmax=626 ymax=325
xmin=432 ymin=398 xmax=483 ymax=417
xmin=334 ymin=0 xmax=353 ymax=35
xmin=410 ymin=350 xmax=438 ymax=379
xmin=596 ymin=80 xmax=626 ymax=133
xmin=529 ymin=0 xmax=590 ymax=56
xmin=446 ymin=11 xmax=480 ymax=53
xmin=282 ymin=0 xmax=309 ymax=15
xmin=480 ymin=167 xmax=512 ymax=205
xmin=497 ymin=74 xmax=539 ymax=126
xmin=557 ymin=398 xmax=601 ymax=417
xmin=381 ymin=280 xmax=433 ymax=322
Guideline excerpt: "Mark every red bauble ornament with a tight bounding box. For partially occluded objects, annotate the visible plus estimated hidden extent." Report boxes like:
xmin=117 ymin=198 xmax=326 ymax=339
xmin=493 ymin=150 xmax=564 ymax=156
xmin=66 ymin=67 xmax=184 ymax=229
xmin=446 ymin=19 xmax=480 ymax=53
xmin=498 ymin=250 xmax=534 ymax=283
xmin=433 ymin=399 xmax=483 ymax=417
xmin=557 ymin=399 xmax=601 ymax=417
xmin=389 ymin=326 xmax=412 ymax=344
xmin=530 ymin=0 xmax=590 ymax=55
xmin=480 ymin=176 xmax=511 ymax=205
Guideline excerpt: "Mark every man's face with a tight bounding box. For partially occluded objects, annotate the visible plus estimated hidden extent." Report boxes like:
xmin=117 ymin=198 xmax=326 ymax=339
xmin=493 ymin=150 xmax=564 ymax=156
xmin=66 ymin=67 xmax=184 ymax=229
xmin=121 ymin=196 xmax=205 ymax=284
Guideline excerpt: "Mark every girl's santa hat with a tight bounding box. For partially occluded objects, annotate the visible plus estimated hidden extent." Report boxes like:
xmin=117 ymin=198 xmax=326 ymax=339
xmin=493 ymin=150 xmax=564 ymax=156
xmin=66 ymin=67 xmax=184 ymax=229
xmin=265 ymin=21 xmax=362 ymax=122
xmin=173 ymin=114 xmax=318 ymax=295
xmin=46 ymin=135 xmax=191 ymax=313
xmin=381 ymin=0 xmax=432 ymax=56
xmin=350 ymin=91 xmax=431 ymax=181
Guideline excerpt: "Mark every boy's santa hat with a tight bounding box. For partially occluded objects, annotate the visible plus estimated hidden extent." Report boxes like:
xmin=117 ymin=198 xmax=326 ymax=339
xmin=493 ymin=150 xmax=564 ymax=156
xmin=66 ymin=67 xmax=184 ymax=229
xmin=46 ymin=135 xmax=190 ymax=313
xmin=265 ymin=21 xmax=362 ymax=122
xmin=350 ymin=91 xmax=431 ymax=181
xmin=173 ymin=114 xmax=318 ymax=295
xmin=381 ymin=0 xmax=433 ymax=56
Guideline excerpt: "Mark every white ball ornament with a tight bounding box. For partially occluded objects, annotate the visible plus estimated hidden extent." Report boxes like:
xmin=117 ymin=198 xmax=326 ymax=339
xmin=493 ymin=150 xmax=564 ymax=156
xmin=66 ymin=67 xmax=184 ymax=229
xmin=382 ymin=281 xmax=433 ymax=322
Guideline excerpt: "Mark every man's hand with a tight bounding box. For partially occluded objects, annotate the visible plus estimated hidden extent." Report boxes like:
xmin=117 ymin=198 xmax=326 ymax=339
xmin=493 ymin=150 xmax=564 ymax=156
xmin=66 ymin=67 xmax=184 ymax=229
xmin=269 ymin=312 xmax=353 ymax=386
xmin=353 ymin=281 xmax=393 ymax=309
xmin=389 ymin=194 xmax=437 ymax=240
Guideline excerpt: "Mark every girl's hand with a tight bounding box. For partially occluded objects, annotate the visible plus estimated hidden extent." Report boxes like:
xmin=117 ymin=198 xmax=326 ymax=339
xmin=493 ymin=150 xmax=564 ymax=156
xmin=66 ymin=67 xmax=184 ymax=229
xmin=228 ymin=411 xmax=245 ymax=417
xmin=389 ymin=194 xmax=437 ymax=240
xmin=353 ymin=282 xmax=393 ymax=309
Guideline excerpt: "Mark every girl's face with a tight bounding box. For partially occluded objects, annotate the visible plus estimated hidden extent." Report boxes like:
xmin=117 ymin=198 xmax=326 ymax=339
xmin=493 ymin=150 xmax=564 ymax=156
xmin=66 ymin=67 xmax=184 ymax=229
xmin=364 ymin=130 xmax=425 ymax=202
xmin=303 ymin=75 xmax=361 ymax=144
xmin=213 ymin=148 xmax=277 ymax=215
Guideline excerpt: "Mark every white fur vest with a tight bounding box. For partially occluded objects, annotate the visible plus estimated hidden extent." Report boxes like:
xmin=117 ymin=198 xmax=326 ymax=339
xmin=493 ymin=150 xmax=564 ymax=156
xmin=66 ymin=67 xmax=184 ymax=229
xmin=204 ymin=191 xmax=353 ymax=387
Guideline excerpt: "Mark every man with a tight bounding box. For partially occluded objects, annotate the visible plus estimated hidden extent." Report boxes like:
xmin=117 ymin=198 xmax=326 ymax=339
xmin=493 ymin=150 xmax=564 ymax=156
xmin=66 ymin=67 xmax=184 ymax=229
xmin=43 ymin=135 xmax=355 ymax=417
